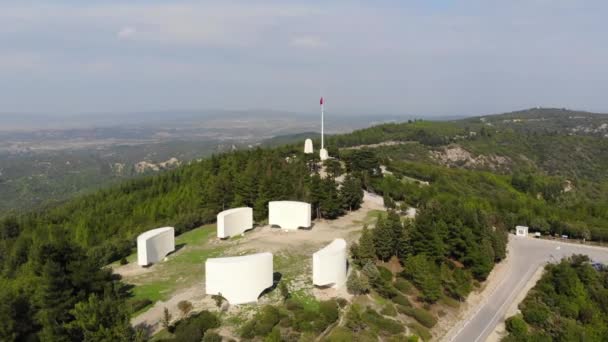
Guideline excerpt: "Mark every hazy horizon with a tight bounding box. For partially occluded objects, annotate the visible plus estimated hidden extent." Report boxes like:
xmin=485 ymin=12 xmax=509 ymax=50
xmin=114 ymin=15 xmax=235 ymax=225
xmin=2 ymin=1 xmax=608 ymax=116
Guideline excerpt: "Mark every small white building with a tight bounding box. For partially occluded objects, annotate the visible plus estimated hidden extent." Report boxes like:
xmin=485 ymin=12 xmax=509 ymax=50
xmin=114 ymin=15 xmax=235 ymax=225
xmin=515 ymin=225 xmax=529 ymax=237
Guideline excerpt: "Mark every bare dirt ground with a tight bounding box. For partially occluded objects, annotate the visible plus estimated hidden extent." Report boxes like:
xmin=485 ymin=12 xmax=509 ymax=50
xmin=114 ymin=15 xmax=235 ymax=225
xmin=231 ymin=191 xmax=384 ymax=254
xmin=129 ymin=191 xmax=385 ymax=336
xmin=485 ymin=266 xmax=544 ymax=342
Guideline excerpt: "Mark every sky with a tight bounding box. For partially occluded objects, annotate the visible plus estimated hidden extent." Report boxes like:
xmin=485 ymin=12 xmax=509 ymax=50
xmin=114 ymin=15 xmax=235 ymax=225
xmin=1 ymin=0 xmax=607 ymax=117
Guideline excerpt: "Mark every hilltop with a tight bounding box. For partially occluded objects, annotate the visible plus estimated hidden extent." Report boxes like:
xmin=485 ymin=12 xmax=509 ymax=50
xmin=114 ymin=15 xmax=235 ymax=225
xmin=459 ymin=107 xmax=608 ymax=137
xmin=1 ymin=107 xmax=607 ymax=341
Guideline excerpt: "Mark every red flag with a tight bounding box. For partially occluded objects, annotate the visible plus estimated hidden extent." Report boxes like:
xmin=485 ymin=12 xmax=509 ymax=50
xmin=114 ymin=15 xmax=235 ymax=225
xmin=320 ymin=97 xmax=324 ymax=105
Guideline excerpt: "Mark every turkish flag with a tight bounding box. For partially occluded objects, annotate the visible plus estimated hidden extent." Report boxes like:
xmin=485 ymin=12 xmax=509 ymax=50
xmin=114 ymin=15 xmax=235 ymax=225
xmin=320 ymin=97 xmax=324 ymax=105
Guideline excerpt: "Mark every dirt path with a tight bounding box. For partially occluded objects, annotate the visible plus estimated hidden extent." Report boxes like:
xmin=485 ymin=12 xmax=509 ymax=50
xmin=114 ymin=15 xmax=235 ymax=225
xmin=232 ymin=191 xmax=384 ymax=254
xmin=131 ymin=286 xmax=214 ymax=334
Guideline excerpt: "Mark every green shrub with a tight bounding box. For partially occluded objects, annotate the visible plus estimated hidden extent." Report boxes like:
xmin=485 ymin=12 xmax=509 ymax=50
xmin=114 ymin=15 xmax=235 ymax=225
xmin=285 ymin=299 xmax=303 ymax=311
xmin=120 ymin=257 xmax=128 ymax=265
xmin=319 ymin=300 xmax=339 ymax=325
xmin=381 ymin=304 xmax=397 ymax=317
xmin=407 ymin=322 xmax=432 ymax=341
xmin=439 ymin=296 xmax=460 ymax=308
xmin=325 ymin=327 xmax=355 ymax=342
xmin=396 ymin=306 xmax=437 ymax=328
xmin=347 ymin=271 xmax=370 ymax=295
xmin=378 ymin=266 xmax=393 ymax=282
xmin=173 ymin=311 xmax=220 ymax=342
xmin=521 ymin=301 xmax=551 ymax=326
xmin=505 ymin=315 xmax=528 ymax=337
xmin=361 ymin=308 xmax=404 ymax=334
xmin=393 ymin=294 xmax=411 ymax=307
xmin=394 ymin=278 xmax=412 ymax=294
xmin=336 ymin=297 xmax=348 ymax=308
xmin=202 ymin=332 xmax=222 ymax=342
xmin=264 ymin=326 xmax=281 ymax=342
xmin=240 ymin=306 xmax=281 ymax=338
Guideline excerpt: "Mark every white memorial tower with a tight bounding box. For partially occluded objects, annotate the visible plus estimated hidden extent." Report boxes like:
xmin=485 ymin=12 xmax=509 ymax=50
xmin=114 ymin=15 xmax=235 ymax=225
xmin=319 ymin=96 xmax=329 ymax=161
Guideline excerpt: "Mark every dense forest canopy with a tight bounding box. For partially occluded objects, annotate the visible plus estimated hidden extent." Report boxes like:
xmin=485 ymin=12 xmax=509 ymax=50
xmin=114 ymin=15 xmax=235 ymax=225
xmin=503 ymin=255 xmax=608 ymax=341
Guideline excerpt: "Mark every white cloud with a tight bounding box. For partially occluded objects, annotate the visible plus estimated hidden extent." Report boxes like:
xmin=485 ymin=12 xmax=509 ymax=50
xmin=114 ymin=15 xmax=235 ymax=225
xmin=289 ymin=35 xmax=327 ymax=49
xmin=117 ymin=26 xmax=136 ymax=40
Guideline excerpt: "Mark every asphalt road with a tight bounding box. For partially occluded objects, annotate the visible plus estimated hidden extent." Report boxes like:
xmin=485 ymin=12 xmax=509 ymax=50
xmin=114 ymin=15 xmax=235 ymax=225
xmin=447 ymin=235 xmax=608 ymax=342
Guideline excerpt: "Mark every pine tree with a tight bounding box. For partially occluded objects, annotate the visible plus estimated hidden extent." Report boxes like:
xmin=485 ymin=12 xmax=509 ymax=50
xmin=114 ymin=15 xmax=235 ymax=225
xmin=309 ymin=174 xmax=324 ymax=219
xmin=357 ymin=225 xmax=376 ymax=266
xmin=340 ymin=174 xmax=364 ymax=211
xmin=373 ymin=215 xmax=393 ymax=261
xmin=320 ymin=178 xmax=343 ymax=219
xmin=66 ymin=294 xmax=134 ymax=341
xmin=403 ymin=254 xmax=441 ymax=303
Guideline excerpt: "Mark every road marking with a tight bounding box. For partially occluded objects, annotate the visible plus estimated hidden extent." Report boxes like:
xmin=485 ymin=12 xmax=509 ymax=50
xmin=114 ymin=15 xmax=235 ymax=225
xmin=472 ymin=264 xmax=542 ymax=342
xmin=556 ymin=246 xmax=560 ymax=250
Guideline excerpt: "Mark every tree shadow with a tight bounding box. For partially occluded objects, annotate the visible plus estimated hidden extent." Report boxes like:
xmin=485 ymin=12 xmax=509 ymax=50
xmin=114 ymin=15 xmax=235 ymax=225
xmin=133 ymin=322 xmax=154 ymax=340
xmin=299 ymin=222 xmax=316 ymax=231
xmin=259 ymin=272 xmax=283 ymax=298
xmin=169 ymin=243 xmax=186 ymax=255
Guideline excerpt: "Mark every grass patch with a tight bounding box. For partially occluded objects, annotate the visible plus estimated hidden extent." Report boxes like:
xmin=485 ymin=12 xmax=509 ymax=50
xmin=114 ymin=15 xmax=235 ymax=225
xmin=380 ymin=304 xmax=397 ymax=317
xmin=274 ymin=251 xmax=310 ymax=282
xmin=371 ymin=292 xmax=390 ymax=306
xmin=440 ymin=295 xmax=460 ymax=308
xmin=397 ymin=306 xmax=437 ymax=328
xmin=123 ymin=225 xmax=227 ymax=310
xmin=291 ymin=290 xmax=320 ymax=312
xmin=361 ymin=308 xmax=404 ymax=335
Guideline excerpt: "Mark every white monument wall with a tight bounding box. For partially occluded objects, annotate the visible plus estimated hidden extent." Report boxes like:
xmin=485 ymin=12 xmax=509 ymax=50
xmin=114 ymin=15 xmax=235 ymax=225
xmin=268 ymin=201 xmax=311 ymax=230
xmin=304 ymin=139 xmax=314 ymax=154
xmin=205 ymin=252 xmax=273 ymax=304
xmin=137 ymin=227 xmax=175 ymax=266
xmin=312 ymin=239 xmax=347 ymax=287
xmin=217 ymin=207 xmax=253 ymax=238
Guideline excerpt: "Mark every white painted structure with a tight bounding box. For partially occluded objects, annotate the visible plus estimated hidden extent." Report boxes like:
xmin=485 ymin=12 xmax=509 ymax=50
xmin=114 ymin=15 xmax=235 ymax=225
xmin=137 ymin=227 xmax=175 ymax=266
xmin=304 ymin=139 xmax=313 ymax=154
xmin=313 ymin=239 xmax=347 ymax=287
xmin=205 ymin=252 xmax=273 ymax=304
xmin=319 ymin=96 xmax=329 ymax=161
xmin=217 ymin=207 xmax=253 ymax=239
xmin=268 ymin=201 xmax=311 ymax=230
xmin=319 ymin=148 xmax=329 ymax=161
xmin=516 ymin=225 xmax=529 ymax=237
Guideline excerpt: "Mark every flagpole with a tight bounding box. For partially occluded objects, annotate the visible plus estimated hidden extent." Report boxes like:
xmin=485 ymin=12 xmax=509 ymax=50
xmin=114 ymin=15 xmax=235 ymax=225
xmin=321 ymin=99 xmax=324 ymax=151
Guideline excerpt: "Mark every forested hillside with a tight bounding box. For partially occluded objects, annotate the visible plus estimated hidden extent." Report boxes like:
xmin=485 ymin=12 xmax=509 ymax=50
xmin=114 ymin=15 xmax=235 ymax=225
xmin=333 ymin=111 xmax=608 ymax=241
xmin=1 ymin=108 xmax=607 ymax=341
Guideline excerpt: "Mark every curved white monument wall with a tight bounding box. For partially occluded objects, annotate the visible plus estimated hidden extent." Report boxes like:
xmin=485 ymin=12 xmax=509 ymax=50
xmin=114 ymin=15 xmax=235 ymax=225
xmin=268 ymin=201 xmax=311 ymax=230
xmin=205 ymin=252 xmax=273 ymax=304
xmin=217 ymin=207 xmax=253 ymax=238
xmin=313 ymin=239 xmax=347 ymax=287
xmin=137 ymin=227 xmax=175 ymax=266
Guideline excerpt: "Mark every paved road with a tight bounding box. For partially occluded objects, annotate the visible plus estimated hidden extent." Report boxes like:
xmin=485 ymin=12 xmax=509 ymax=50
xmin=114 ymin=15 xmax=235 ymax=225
xmin=446 ymin=236 xmax=608 ymax=342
